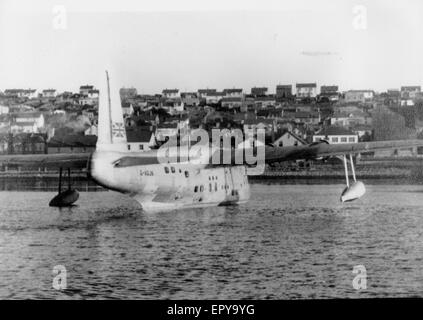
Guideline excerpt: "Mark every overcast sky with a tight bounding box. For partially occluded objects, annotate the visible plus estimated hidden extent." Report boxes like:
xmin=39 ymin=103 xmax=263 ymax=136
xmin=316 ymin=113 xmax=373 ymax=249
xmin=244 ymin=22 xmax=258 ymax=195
xmin=0 ymin=0 xmax=422 ymax=94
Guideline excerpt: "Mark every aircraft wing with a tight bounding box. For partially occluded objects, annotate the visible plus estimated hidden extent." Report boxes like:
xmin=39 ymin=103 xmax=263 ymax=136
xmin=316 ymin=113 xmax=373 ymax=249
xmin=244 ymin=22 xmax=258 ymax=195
xmin=262 ymin=139 xmax=423 ymax=163
xmin=0 ymin=153 xmax=91 ymax=169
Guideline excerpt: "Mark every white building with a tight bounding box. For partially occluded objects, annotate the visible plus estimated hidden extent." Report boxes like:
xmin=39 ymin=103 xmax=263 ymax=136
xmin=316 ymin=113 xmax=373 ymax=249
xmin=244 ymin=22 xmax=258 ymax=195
xmin=41 ymin=89 xmax=57 ymax=98
xmin=162 ymin=89 xmax=180 ymax=99
xmin=0 ymin=105 xmax=9 ymax=114
xmin=12 ymin=112 xmax=45 ymax=133
xmin=313 ymin=126 xmax=358 ymax=144
xmin=296 ymin=83 xmax=317 ymax=99
xmin=344 ymin=90 xmax=374 ymax=103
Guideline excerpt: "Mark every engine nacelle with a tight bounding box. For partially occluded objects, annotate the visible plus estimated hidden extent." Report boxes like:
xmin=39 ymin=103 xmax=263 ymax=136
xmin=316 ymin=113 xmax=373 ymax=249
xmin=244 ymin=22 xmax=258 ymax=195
xmin=340 ymin=181 xmax=366 ymax=202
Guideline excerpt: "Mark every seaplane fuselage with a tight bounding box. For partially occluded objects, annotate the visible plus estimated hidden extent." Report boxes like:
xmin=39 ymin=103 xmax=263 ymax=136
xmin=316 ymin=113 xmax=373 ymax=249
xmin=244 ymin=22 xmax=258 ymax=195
xmin=90 ymin=150 xmax=250 ymax=212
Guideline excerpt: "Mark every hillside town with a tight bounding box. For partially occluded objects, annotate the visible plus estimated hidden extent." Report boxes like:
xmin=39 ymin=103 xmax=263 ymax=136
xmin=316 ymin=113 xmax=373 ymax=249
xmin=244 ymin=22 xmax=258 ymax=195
xmin=1 ymin=83 xmax=423 ymax=159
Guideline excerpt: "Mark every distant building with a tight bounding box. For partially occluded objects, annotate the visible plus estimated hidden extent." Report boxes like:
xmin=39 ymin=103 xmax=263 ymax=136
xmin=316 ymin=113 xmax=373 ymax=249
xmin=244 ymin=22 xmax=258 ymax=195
xmin=223 ymin=88 xmax=243 ymax=98
xmin=122 ymin=102 xmax=134 ymax=116
xmin=344 ymin=90 xmax=374 ymax=103
xmin=11 ymin=112 xmax=45 ymax=133
xmin=273 ymin=131 xmax=307 ymax=147
xmin=330 ymin=111 xmax=372 ymax=127
xmin=87 ymin=89 xmax=99 ymax=99
xmin=197 ymin=89 xmax=217 ymax=98
xmin=319 ymin=85 xmax=339 ymax=102
xmin=221 ymin=97 xmax=244 ymax=109
xmin=41 ymin=89 xmax=57 ymax=98
xmin=276 ymin=85 xmax=293 ymax=100
xmin=4 ymin=89 xmax=37 ymax=99
xmin=126 ymin=128 xmax=155 ymax=151
xmin=400 ymin=86 xmax=421 ymax=99
xmin=254 ymin=96 xmax=276 ymax=109
xmin=181 ymin=92 xmax=200 ymax=107
xmin=0 ymin=105 xmax=9 ymax=114
xmin=205 ymin=92 xmax=225 ymax=105
xmin=296 ymin=83 xmax=317 ymax=100
xmin=80 ymin=85 xmax=94 ymax=96
xmin=313 ymin=126 xmax=358 ymax=144
xmin=162 ymin=89 xmax=179 ymax=99
xmin=84 ymin=124 xmax=98 ymax=136
xmin=251 ymin=87 xmax=268 ymax=97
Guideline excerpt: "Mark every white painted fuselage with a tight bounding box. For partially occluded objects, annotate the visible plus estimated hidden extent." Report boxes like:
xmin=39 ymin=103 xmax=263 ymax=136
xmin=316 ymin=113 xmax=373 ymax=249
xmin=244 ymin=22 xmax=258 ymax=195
xmin=90 ymin=150 xmax=250 ymax=212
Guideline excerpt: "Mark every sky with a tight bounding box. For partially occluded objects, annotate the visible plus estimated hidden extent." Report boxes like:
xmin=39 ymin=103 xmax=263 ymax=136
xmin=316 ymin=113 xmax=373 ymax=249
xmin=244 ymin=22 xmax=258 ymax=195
xmin=0 ymin=0 xmax=422 ymax=94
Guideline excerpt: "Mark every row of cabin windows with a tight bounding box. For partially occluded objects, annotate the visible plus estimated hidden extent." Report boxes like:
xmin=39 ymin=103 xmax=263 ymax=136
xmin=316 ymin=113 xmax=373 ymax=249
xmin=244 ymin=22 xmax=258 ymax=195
xmin=194 ymin=183 xmax=218 ymax=193
xmin=164 ymin=166 xmax=189 ymax=178
xmin=209 ymin=176 xmax=218 ymax=181
xmin=194 ymin=183 xmax=239 ymax=193
xmin=127 ymin=144 xmax=145 ymax=151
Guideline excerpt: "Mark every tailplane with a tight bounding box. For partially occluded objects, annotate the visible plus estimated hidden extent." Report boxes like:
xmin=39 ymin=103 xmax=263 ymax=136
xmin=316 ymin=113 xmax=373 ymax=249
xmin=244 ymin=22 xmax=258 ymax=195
xmin=97 ymin=70 xmax=128 ymax=152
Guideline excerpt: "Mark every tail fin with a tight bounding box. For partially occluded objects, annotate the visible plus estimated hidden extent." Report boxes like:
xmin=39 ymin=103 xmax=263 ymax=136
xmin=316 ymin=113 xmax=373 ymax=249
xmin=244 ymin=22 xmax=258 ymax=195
xmin=97 ymin=70 xmax=128 ymax=152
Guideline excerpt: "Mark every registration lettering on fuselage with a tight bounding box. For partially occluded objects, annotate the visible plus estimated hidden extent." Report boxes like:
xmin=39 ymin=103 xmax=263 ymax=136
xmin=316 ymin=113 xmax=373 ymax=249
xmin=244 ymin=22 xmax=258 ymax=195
xmin=139 ymin=170 xmax=154 ymax=177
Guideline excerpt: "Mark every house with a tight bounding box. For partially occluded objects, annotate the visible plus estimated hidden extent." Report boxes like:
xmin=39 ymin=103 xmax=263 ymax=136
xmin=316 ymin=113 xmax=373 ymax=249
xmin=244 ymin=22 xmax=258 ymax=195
xmin=221 ymin=97 xmax=243 ymax=109
xmin=126 ymin=128 xmax=155 ymax=151
xmin=84 ymin=124 xmax=98 ymax=136
xmin=400 ymin=86 xmax=421 ymax=99
xmin=161 ymin=98 xmax=184 ymax=113
xmin=251 ymin=87 xmax=268 ymax=97
xmin=47 ymin=134 xmax=97 ymax=153
xmin=181 ymin=92 xmax=200 ymax=107
xmin=122 ymin=102 xmax=134 ymax=116
xmin=319 ymin=85 xmax=339 ymax=102
xmin=80 ymin=85 xmax=94 ymax=96
xmin=205 ymin=92 xmax=225 ymax=105
xmin=162 ymin=89 xmax=179 ymax=99
xmin=197 ymin=89 xmax=217 ymax=98
xmin=330 ymin=111 xmax=372 ymax=127
xmin=4 ymin=89 xmax=37 ymax=99
xmin=344 ymin=90 xmax=374 ymax=103
xmin=0 ymin=105 xmax=9 ymax=114
xmin=41 ymin=89 xmax=57 ymax=98
xmin=10 ymin=112 xmax=45 ymax=133
xmin=0 ymin=115 xmax=10 ymax=130
xmin=88 ymin=89 xmax=99 ymax=99
xmin=254 ymin=96 xmax=276 ymax=109
xmin=272 ymin=131 xmax=307 ymax=147
xmin=282 ymin=111 xmax=321 ymax=125
xmin=243 ymin=117 xmax=276 ymax=135
xmin=8 ymin=104 xmax=35 ymax=113
xmin=296 ymin=83 xmax=317 ymax=100
xmin=223 ymin=88 xmax=243 ymax=98
xmin=276 ymin=85 xmax=293 ymax=101
xmin=313 ymin=126 xmax=358 ymax=144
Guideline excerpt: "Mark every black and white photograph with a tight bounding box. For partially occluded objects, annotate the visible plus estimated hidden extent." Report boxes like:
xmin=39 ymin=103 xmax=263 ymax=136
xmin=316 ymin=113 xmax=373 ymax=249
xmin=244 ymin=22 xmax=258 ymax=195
xmin=1 ymin=0 xmax=423 ymax=307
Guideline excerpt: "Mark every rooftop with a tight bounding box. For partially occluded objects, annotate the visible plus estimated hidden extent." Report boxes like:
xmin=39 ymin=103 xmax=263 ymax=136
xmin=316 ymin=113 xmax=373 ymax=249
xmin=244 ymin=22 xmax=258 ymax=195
xmin=316 ymin=126 xmax=356 ymax=136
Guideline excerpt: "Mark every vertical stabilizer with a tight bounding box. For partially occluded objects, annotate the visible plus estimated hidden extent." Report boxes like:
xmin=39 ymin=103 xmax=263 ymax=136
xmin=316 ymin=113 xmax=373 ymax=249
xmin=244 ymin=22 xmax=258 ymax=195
xmin=97 ymin=70 xmax=128 ymax=152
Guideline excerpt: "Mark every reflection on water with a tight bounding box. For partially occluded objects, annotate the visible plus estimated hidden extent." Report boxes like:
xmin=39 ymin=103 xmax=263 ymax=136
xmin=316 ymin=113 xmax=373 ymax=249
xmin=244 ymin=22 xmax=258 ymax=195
xmin=1 ymin=183 xmax=423 ymax=299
